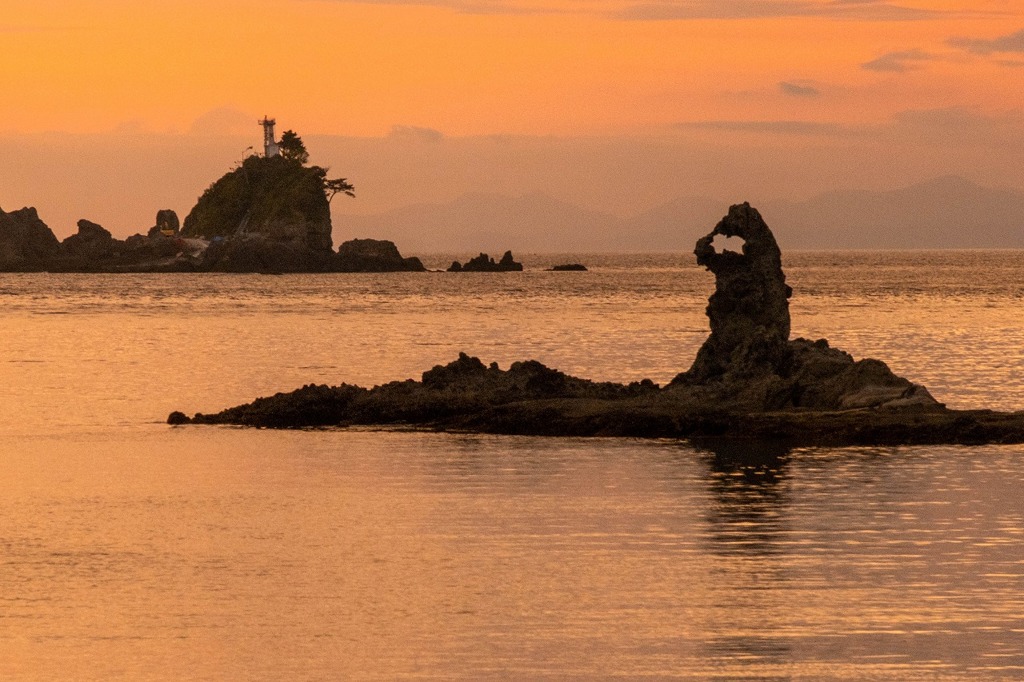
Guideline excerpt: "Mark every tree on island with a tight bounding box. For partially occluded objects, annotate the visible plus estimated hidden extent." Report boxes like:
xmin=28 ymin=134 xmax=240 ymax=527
xmin=278 ymin=130 xmax=309 ymax=165
xmin=182 ymin=128 xmax=356 ymax=248
xmin=322 ymin=175 xmax=356 ymax=202
xmin=279 ymin=130 xmax=354 ymax=201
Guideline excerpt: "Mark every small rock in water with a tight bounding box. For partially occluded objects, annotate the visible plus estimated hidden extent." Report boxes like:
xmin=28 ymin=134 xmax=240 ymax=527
xmin=448 ymin=250 xmax=523 ymax=272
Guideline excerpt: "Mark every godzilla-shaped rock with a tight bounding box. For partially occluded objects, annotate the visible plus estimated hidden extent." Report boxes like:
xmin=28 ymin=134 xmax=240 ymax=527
xmin=678 ymin=203 xmax=792 ymax=384
xmin=0 ymin=207 xmax=61 ymax=271
xmin=668 ymin=202 xmax=937 ymax=412
xmin=170 ymin=203 xmax=1024 ymax=446
xmin=448 ymin=250 xmax=523 ymax=272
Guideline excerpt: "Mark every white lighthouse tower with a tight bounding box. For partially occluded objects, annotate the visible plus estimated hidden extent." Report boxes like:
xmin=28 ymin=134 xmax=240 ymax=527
xmin=259 ymin=116 xmax=281 ymax=158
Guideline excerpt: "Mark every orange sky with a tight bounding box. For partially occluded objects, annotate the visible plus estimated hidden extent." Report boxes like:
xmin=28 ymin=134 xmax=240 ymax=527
xmin=2 ymin=0 xmax=1023 ymax=238
xmin=2 ymin=0 xmax=1021 ymax=136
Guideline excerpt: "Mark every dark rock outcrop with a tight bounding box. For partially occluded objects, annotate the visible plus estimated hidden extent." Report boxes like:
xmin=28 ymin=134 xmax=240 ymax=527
xmin=148 ymin=210 xmax=180 ymax=238
xmin=169 ymin=351 xmax=1024 ymax=446
xmin=0 ymin=205 xmax=423 ymax=273
xmin=667 ymin=202 xmax=937 ymax=413
xmin=182 ymin=352 xmax=658 ymax=429
xmin=549 ymin=263 xmax=587 ymax=271
xmin=678 ymin=203 xmax=792 ymax=384
xmin=448 ymin=250 xmax=523 ymax=272
xmin=61 ymin=220 xmax=117 ymax=262
xmin=335 ymin=239 xmax=425 ymax=272
xmin=182 ymin=155 xmax=333 ymax=252
xmin=199 ymin=234 xmax=333 ymax=273
xmin=0 ymin=207 xmax=61 ymax=271
xmin=51 ymin=215 xmax=199 ymax=272
xmin=166 ymin=202 xmax=1024 ymax=446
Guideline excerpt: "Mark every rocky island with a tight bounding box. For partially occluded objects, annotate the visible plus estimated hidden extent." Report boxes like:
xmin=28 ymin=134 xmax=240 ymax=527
xmin=168 ymin=203 xmax=1024 ymax=446
xmin=0 ymin=124 xmax=424 ymax=273
xmin=448 ymin=251 xmax=523 ymax=272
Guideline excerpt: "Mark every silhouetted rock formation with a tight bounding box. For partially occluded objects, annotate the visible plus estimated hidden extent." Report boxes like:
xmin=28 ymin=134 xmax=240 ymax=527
xmin=182 ymin=352 xmax=658 ymax=429
xmin=169 ymin=351 xmax=1024 ymax=445
xmin=0 ymin=207 xmax=61 ymax=271
xmin=448 ymin=250 xmax=523 ymax=272
xmin=165 ymin=202 xmax=1024 ymax=446
xmin=678 ymin=203 xmax=792 ymax=384
xmin=62 ymin=220 xmax=117 ymax=262
xmin=147 ymin=210 xmax=180 ymax=239
xmin=3 ymin=134 xmax=420 ymax=273
xmin=0 ymin=207 xmax=424 ymax=273
xmin=335 ymin=238 xmax=424 ymax=272
xmin=182 ymin=155 xmax=333 ymax=252
xmin=667 ymin=203 xmax=936 ymax=412
xmin=549 ymin=263 xmax=587 ymax=271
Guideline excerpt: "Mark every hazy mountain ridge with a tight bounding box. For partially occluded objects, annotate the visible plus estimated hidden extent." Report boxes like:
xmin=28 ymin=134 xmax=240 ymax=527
xmin=340 ymin=192 xmax=621 ymax=253
xmin=767 ymin=176 xmax=1024 ymax=250
xmin=336 ymin=176 xmax=1024 ymax=252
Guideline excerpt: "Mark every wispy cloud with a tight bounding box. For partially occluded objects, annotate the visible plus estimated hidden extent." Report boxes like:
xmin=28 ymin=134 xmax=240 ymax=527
xmin=674 ymin=107 xmax=1024 ymax=152
xmin=779 ymin=81 xmax=821 ymax=97
xmin=305 ymin=0 xmax=974 ymax=20
xmin=948 ymin=28 xmax=1024 ymax=55
xmin=615 ymin=0 xmax=952 ymax=22
xmin=388 ymin=125 xmax=446 ymax=143
xmin=303 ymin=0 xmax=569 ymax=16
xmin=189 ymin=107 xmax=256 ymax=136
xmin=887 ymin=106 xmax=1024 ymax=147
xmin=861 ymin=48 xmax=937 ymax=72
xmin=677 ymin=120 xmax=850 ymax=135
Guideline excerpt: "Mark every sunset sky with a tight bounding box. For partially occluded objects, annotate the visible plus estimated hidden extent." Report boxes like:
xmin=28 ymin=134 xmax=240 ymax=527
xmin=2 ymin=0 xmax=1023 ymax=238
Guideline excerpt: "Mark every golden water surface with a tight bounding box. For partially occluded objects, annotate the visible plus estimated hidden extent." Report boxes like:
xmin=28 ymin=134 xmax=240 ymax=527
xmin=1 ymin=252 xmax=1022 ymax=679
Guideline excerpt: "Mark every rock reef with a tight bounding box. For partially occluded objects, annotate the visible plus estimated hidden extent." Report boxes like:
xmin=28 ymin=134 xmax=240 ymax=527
xmin=169 ymin=203 xmax=1024 ymax=446
xmin=549 ymin=263 xmax=587 ymax=271
xmin=0 ymin=209 xmax=424 ymax=274
xmin=448 ymin=251 xmax=523 ymax=272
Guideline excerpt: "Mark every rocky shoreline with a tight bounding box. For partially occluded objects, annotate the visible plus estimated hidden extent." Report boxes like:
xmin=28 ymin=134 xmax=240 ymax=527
xmin=1 ymin=146 xmax=430 ymax=273
xmin=166 ymin=352 xmax=1024 ymax=446
xmin=0 ymin=207 xmax=426 ymax=274
xmin=168 ymin=203 xmax=1024 ymax=446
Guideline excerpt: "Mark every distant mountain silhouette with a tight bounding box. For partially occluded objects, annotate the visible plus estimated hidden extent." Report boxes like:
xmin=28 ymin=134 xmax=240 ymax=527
xmin=339 ymin=192 xmax=620 ymax=253
xmin=766 ymin=176 xmax=1024 ymax=249
xmin=336 ymin=176 xmax=1024 ymax=252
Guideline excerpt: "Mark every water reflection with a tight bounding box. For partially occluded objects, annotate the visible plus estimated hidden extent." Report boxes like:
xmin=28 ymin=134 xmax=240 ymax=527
xmin=695 ymin=440 xmax=795 ymax=677
xmin=698 ymin=440 xmax=792 ymax=558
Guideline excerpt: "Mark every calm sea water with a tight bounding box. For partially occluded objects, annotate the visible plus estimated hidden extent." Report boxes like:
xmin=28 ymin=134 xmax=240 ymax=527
xmin=1 ymin=252 xmax=1023 ymax=680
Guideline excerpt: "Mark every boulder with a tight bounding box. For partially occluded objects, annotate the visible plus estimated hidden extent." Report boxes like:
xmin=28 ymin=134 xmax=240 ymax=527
xmin=549 ymin=263 xmax=587 ymax=271
xmin=0 ymin=207 xmax=61 ymax=270
xmin=335 ymin=238 xmax=425 ymax=272
xmin=147 ymin=209 xmax=180 ymax=238
xmin=61 ymin=219 xmax=118 ymax=261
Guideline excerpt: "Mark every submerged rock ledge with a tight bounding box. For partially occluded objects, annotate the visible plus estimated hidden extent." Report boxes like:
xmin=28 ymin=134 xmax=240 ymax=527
xmin=169 ymin=204 xmax=1024 ymax=446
